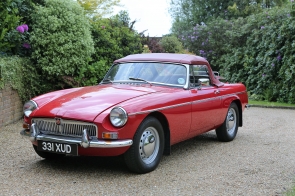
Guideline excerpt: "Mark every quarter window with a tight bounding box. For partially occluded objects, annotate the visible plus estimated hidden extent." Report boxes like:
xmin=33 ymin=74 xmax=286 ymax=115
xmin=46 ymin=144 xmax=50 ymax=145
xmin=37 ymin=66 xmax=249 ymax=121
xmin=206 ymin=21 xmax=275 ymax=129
xmin=190 ymin=65 xmax=212 ymax=87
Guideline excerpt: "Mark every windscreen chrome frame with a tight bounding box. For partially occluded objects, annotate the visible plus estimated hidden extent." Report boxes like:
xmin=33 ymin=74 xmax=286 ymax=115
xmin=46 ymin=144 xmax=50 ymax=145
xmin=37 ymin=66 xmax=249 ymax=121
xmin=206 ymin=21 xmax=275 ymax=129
xmin=101 ymin=61 xmax=190 ymax=89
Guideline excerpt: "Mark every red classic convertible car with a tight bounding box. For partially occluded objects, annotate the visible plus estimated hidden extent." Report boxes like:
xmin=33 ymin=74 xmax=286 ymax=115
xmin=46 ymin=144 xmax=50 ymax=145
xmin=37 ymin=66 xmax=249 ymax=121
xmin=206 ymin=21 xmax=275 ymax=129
xmin=21 ymin=53 xmax=248 ymax=173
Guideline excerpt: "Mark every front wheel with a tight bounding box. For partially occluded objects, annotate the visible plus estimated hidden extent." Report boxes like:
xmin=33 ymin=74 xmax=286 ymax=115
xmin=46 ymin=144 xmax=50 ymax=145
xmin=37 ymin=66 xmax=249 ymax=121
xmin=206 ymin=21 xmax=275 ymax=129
xmin=124 ymin=117 xmax=164 ymax=174
xmin=216 ymin=102 xmax=239 ymax=142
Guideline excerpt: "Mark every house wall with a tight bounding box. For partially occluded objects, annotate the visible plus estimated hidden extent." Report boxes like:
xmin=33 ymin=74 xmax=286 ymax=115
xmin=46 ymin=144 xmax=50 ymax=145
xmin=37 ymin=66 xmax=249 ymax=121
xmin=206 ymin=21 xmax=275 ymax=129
xmin=0 ymin=86 xmax=23 ymax=128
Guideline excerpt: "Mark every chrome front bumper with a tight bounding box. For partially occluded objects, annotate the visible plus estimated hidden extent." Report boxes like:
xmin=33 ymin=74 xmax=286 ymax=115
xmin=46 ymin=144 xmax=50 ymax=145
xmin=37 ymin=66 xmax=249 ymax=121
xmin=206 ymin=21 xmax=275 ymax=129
xmin=20 ymin=123 xmax=133 ymax=148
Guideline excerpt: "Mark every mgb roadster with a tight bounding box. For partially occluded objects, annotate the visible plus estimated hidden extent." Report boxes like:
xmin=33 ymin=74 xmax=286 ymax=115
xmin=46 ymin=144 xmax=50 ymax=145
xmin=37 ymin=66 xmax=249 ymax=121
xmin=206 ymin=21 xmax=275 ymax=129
xmin=21 ymin=53 xmax=248 ymax=173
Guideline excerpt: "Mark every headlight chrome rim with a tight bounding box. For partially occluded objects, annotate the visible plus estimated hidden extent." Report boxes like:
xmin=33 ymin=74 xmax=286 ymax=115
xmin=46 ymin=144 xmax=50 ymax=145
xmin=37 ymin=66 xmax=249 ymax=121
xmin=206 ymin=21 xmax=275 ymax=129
xmin=23 ymin=100 xmax=38 ymax=117
xmin=110 ymin=107 xmax=128 ymax=127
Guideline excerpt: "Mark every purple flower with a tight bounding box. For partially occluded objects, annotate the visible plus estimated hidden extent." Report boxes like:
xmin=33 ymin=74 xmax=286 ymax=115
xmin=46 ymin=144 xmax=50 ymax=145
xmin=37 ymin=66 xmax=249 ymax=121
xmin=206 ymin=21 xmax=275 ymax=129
xmin=271 ymin=63 xmax=275 ymax=66
xmin=287 ymin=13 xmax=291 ymax=17
xmin=277 ymin=55 xmax=282 ymax=60
xmin=262 ymin=74 xmax=265 ymax=77
xmin=202 ymin=42 xmax=205 ymax=46
xmin=16 ymin=26 xmax=24 ymax=33
xmin=101 ymin=26 xmax=105 ymax=29
xmin=22 ymin=43 xmax=30 ymax=49
xmin=16 ymin=24 xmax=29 ymax=33
xmin=291 ymin=0 xmax=294 ymax=2
xmin=21 ymin=24 xmax=29 ymax=31
xmin=261 ymin=26 xmax=265 ymax=29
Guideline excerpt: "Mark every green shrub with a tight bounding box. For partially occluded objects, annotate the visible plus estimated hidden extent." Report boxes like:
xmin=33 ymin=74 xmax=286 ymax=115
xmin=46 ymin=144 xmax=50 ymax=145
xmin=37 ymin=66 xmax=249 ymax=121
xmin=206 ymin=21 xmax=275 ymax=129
xmin=30 ymin=0 xmax=94 ymax=89
xmin=159 ymin=35 xmax=183 ymax=53
xmin=0 ymin=56 xmax=41 ymax=102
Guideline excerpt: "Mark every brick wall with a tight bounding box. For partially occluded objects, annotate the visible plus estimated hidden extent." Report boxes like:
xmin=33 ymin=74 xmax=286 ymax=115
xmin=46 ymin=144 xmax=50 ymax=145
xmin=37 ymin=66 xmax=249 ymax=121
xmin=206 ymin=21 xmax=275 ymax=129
xmin=0 ymin=86 xmax=23 ymax=128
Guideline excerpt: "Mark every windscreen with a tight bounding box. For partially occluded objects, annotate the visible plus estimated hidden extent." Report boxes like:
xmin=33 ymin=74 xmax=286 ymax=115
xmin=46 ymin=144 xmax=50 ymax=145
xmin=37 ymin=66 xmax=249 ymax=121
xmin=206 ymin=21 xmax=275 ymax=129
xmin=104 ymin=62 xmax=187 ymax=86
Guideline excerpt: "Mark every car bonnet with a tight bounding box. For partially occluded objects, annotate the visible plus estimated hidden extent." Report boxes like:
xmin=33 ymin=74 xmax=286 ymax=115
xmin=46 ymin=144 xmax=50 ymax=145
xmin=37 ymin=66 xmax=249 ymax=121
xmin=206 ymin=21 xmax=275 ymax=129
xmin=32 ymin=85 xmax=156 ymax=122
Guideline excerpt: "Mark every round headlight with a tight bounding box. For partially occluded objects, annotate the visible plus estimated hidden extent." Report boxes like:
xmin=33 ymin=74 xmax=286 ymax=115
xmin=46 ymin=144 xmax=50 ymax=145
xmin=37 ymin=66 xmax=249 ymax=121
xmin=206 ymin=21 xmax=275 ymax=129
xmin=110 ymin=107 xmax=128 ymax=127
xmin=23 ymin=100 xmax=38 ymax=117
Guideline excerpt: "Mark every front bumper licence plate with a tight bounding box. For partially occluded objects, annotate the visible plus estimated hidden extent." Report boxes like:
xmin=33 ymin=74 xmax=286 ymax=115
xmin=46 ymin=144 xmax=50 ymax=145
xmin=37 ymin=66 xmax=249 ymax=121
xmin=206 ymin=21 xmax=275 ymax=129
xmin=37 ymin=140 xmax=78 ymax=156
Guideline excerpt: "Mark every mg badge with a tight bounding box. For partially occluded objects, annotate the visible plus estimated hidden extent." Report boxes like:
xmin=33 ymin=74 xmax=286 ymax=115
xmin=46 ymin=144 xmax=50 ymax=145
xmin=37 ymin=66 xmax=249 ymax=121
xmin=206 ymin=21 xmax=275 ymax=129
xmin=55 ymin=118 xmax=63 ymax=133
xmin=55 ymin=118 xmax=62 ymax=125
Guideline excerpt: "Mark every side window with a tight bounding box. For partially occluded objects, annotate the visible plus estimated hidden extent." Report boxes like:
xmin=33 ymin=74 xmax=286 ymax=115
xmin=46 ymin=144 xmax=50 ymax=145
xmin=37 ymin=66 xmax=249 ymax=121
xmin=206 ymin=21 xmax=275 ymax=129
xmin=190 ymin=65 xmax=212 ymax=87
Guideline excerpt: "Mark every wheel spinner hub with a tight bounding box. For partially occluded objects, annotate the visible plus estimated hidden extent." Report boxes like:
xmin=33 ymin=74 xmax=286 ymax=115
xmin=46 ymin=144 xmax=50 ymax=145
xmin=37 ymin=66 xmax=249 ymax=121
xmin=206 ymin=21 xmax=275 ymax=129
xmin=139 ymin=127 xmax=159 ymax=164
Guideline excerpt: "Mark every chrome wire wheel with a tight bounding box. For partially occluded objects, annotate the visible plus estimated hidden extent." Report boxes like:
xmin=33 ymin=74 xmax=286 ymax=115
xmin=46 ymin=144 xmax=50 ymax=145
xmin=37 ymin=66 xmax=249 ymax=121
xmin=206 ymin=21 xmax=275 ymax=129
xmin=139 ymin=127 xmax=160 ymax=164
xmin=226 ymin=107 xmax=237 ymax=136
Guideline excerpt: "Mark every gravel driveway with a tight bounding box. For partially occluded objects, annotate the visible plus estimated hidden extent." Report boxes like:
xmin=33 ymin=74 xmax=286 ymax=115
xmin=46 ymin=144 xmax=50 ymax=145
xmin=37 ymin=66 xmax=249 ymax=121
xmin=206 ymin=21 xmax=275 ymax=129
xmin=1 ymin=107 xmax=295 ymax=196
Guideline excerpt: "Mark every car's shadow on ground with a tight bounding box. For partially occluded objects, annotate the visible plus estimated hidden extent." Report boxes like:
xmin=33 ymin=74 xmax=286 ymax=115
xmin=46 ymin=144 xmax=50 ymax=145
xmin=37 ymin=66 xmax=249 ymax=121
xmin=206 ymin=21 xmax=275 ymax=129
xmin=31 ymin=131 xmax=219 ymax=174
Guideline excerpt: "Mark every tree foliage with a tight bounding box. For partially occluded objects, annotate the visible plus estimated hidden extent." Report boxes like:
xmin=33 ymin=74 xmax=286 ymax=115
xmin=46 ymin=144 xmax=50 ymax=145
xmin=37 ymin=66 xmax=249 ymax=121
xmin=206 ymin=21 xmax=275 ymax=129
xmin=85 ymin=11 xmax=143 ymax=83
xmin=170 ymin=0 xmax=288 ymax=36
xmin=175 ymin=4 xmax=295 ymax=103
xmin=77 ymin=0 xmax=120 ymax=18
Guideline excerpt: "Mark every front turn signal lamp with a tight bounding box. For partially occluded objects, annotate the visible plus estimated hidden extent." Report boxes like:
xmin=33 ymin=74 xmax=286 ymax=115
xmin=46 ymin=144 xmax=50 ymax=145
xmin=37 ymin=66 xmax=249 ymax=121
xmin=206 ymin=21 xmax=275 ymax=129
xmin=102 ymin=132 xmax=118 ymax=139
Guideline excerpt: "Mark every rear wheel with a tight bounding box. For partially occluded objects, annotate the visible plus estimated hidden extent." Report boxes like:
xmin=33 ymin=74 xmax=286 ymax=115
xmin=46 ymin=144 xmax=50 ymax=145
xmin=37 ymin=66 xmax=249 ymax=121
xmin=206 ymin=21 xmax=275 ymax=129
xmin=33 ymin=145 xmax=65 ymax=159
xmin=216 ymin=102 xmax=239 ymax=142
xmin=124 ymin=117 xmax=164 ymax=174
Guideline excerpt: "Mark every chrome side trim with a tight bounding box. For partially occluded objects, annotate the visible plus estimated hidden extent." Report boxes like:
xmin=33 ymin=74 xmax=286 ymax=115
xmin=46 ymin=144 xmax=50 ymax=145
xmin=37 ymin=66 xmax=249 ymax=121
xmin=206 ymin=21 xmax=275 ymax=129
xmin=128 ymin=102 xmax=191 ymax=116
xmin=128 ymin=90 xmax=247 ymax=116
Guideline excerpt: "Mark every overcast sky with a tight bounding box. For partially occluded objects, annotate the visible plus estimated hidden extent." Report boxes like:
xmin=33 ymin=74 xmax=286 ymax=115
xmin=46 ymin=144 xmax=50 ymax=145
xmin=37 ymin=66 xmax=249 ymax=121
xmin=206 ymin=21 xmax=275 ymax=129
xmin=114 ymin=0 xmax=172 ymax=37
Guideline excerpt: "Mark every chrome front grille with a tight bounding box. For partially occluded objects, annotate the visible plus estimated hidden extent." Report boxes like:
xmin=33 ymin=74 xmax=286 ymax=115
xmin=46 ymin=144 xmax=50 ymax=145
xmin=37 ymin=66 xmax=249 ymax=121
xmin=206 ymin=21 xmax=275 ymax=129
xmin=32 ymin=118 xmax=97 ymax=137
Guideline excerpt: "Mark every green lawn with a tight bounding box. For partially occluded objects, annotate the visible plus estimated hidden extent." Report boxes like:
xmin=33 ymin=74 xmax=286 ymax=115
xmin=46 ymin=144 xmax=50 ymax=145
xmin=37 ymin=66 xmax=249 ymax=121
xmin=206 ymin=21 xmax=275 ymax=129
xmin=286 ymin=189 xmax=295 ymax=196
xmin=249 ymin=100 xmax=295 ymax=108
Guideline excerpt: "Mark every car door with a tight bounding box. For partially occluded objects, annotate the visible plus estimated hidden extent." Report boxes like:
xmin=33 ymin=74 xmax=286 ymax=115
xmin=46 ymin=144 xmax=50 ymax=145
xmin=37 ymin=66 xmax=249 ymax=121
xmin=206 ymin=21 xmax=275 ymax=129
xmin=189 ymin=65 xmax=222 ymax=135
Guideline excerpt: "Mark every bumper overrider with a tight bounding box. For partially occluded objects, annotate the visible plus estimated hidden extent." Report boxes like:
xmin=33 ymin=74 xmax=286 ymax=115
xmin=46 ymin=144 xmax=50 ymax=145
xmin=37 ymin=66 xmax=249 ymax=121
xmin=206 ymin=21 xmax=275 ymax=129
xmin=20 ymin=123 xmax=133 ymax=148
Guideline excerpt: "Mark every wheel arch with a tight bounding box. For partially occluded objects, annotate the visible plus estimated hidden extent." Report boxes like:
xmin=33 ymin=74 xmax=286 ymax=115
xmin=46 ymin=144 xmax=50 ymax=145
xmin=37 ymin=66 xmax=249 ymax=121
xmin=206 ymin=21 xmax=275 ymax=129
xmin=147 ymin=111 xmax=171 ymax=155
xmin=232 ymin=99 xmax=243 ymax=127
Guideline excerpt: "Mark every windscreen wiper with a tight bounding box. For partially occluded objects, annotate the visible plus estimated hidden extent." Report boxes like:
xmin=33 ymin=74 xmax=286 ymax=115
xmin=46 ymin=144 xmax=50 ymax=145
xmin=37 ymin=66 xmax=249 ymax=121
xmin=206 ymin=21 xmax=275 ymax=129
xmin=129 ymin=77 xmax=152 ymax=86
xmin=101 ymin=79 xmax=113 ymax=84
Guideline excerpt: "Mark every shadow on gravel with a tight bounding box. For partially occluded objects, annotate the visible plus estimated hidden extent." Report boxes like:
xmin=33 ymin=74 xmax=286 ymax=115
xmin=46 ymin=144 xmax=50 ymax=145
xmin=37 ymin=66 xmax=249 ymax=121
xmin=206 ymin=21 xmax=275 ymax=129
xmin=33 ymin=155 xmax=130 ymax=175
xmin=29 ymin=131 xmax=220 ymax=175
xmin=170 ymin=131 xmax=219 ymax=151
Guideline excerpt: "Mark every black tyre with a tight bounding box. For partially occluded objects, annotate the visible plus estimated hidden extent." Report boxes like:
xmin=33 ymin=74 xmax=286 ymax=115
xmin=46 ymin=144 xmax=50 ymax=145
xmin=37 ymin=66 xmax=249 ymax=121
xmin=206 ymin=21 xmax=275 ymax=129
xmin=216 ymin=102 xmax=239 ymax=142
xmin=124 ymin=117 xmax=164 ymax=174
xmin=33 ymin=145 xmax=65 ymax=159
